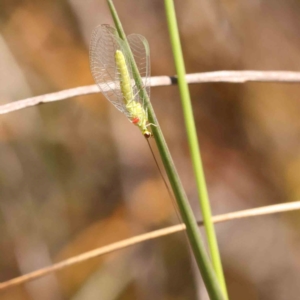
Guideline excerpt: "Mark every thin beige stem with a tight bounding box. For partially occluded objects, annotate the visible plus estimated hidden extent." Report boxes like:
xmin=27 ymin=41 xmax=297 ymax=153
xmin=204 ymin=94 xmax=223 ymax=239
xmin=0 ymin=200 xmax=299 ymax=291
xmin=1 ymin=71 xmax=300 ymax=115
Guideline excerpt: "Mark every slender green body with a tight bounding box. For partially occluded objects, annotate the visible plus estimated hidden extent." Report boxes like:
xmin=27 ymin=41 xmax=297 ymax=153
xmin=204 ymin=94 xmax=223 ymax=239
xmin=115 ymin=50 xmax=133 ymax=104
xmin=115 ymin=50 xmax=151 ymax=137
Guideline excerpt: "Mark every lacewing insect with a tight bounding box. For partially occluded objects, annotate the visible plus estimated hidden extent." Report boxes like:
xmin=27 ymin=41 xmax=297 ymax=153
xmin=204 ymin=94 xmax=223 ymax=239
xmin=90 ymin=24 xmax=182 ymax=237
xmin=90 ymin=24 xmax=152 ymax=138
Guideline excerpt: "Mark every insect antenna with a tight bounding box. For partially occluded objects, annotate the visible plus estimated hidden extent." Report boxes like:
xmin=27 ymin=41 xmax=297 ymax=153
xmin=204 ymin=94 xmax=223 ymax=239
xmin=146 ymin=137 xmax=195 ymax=279
xmin=145 ymin=138 xmax=183 ymax=226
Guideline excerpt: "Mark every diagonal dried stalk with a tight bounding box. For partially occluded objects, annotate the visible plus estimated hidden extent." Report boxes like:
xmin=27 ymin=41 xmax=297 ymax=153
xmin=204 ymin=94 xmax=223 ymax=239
xmin=1 ymin=71 xmax=300 ymax=115
xmin=0 ymin=200 xmax=299 ymax=292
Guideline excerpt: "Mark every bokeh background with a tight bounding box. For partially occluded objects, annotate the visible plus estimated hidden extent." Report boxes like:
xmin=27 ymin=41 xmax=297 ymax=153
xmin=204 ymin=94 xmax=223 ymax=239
xmin=0 ymin=0 xmax=300 ymax=299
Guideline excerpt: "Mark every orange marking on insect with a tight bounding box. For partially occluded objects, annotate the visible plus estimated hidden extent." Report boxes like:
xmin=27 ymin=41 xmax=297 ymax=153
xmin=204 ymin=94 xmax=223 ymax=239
xmin=132 ymin=117 xmax=140 ymax=124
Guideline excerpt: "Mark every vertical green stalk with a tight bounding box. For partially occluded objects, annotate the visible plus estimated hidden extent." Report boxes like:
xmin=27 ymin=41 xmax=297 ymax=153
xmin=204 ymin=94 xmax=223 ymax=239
xmin=107 ymin=1 xmax=224 ymax=299
xmin=164 ymin=0 xmax=228 ymax=299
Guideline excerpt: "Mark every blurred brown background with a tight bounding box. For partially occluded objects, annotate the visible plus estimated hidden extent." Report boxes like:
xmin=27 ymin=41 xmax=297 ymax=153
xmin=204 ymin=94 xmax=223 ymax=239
xmin=0 ymin=0 xmax=300 ymax=299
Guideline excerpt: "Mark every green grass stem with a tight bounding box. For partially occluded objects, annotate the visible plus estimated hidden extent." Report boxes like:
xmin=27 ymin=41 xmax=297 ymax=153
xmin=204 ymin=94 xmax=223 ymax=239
xmin=107 ymin=1 xmax=225 ymax=299
xmin=164 ymin=0 xmax=228 ymax=299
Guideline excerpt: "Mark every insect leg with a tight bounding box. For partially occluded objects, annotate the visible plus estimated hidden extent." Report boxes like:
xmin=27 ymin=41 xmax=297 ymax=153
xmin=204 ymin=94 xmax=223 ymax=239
xmin=146 ymin=123 xmax=158 ymax=127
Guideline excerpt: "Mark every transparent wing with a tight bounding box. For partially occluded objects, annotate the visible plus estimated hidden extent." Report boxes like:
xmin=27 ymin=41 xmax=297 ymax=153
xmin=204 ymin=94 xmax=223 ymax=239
xmin=89 ymin=24 xmax=132 ymax=117
xmin=127 ymin=34 xmax=151 ymax=108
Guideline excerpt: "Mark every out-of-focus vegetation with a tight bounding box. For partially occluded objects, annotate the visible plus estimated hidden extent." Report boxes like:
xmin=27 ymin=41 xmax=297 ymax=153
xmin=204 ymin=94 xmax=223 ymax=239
xmin=0 ymin=0 xmax=300 ymax=299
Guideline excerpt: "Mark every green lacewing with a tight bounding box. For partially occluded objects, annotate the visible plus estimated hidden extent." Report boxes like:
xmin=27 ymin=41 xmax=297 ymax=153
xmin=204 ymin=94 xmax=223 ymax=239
xmin=90 ymin=24 xmax=152 ymax=138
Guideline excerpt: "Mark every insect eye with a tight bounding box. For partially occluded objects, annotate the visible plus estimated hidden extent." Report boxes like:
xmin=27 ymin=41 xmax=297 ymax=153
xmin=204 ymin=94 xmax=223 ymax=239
xmin=144 ymin=132 xmax=152 ymax=139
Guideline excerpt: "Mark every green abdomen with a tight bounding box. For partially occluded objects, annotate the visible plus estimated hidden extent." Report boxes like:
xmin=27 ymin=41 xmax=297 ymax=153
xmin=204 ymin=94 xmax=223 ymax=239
xmin=115 ymin=50 xmax=133 ymax=105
